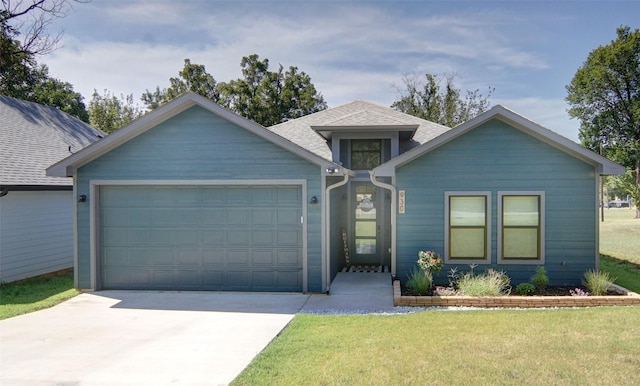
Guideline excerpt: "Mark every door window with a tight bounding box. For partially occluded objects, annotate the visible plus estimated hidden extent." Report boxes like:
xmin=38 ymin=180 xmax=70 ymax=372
xmin=355 ymin=185 xmax=377 ymax=254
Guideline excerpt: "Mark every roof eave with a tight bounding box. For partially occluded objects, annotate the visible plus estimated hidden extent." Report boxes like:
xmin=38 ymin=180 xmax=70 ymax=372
xmin=47 ymin=92 xmax=339 ymax=177
xmin=372 ymin=105 xmax=626 ymax=176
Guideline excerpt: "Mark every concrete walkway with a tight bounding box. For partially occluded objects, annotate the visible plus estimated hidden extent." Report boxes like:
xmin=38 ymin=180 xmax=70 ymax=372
xmin=302 ymin=272 xmax=394 ymax=313
xmin=0 ymin=273 xmax=393 ymax=385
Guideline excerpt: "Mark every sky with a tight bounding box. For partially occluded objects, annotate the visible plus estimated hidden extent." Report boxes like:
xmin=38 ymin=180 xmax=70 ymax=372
xmin=38 ymin=0 xmax=640 ymax=141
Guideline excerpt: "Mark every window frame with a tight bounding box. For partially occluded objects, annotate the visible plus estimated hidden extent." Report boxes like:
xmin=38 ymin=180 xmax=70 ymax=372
xmin=444 ymin=191 xmax=491 ymax=264
xmin=350 ymin=139 xmax=382 ymax=170
xmin=497 ymin=191 xmax=545 ymax=264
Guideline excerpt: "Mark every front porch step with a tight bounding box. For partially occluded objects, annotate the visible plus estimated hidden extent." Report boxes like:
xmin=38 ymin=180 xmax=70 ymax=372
xmin=341 ymin=265 xmax=389 ymax=273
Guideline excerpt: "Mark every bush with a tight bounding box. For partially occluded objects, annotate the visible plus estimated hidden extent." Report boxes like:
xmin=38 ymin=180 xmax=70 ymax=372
xmin=454 ymin=268 xmax=511 ymax=296
xmin=530 ymin=266 xmax=549 ymax=291
xmin=583 ymin=270 xmax=615 ymax=296
xmin=406 ymin=268 xmax=433 ymax=295
xmin=515 ymin=282 xmax=536 ymax=296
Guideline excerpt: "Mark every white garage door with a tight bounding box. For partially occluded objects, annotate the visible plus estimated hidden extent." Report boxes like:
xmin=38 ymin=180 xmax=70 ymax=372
xmin=98 ymin=185 xmax=303 ymax=291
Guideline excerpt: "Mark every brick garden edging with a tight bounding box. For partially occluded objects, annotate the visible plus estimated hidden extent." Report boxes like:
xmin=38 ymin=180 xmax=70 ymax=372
xmin=393 ymin=280 xmax=640 ymax=308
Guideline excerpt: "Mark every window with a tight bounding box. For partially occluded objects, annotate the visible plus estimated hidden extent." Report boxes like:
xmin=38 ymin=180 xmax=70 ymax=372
xmin=351 ymin=139 xmax=381 ymax=170
xmin=445 ymin=192 xmax=491 ymax=264
xmin=498 ymin=192 xmax=544 ymax=264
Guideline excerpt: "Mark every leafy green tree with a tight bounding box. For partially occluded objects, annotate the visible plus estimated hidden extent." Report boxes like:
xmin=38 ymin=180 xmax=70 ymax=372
xmin=141 ymin=58 xmax=219 ymax=109
xmin=566 ymin=26 xmax=640 ymax=218
xmin=392 ymin=73 xmax=493 ymax=127
xmin=218 ymin=54 xmax=327 ymax=126
xmin=89 ymin=89 xmax=144 ymax=134
xmin=1 ymin=1 xmax=89 ymax=121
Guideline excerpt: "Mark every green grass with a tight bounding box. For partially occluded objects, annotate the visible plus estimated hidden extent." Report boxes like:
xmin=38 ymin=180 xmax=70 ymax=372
xmin=599 ymin=208 xmax=640 ymax=293
xmin=600 ymin=208 xmax=640 ymax=264
xmin=0 ymin=270 xmax=79 ymax=320
xmin=601 ymin=255 xmax=640 ymax=293
xmin=233 ymin=307 xmax=640 ymax=385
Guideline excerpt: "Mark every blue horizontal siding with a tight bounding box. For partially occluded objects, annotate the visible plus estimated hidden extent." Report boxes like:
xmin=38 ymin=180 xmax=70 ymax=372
xmin=76 ymin=106 xmax=323 ymax=290
xmin=396 ymin=120 xmax=597 ymax=286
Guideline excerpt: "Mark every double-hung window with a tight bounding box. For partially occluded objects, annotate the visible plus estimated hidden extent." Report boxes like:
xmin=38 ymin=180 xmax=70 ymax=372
xmin=444 ymin=192 xmax=491 ymax=264
xmin=498 ymin=192 xmax=545 ymax=264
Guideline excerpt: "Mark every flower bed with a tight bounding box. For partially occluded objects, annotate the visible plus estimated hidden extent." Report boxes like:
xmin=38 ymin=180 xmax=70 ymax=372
xmin=393 ymin=280 xmax=640 ymax=308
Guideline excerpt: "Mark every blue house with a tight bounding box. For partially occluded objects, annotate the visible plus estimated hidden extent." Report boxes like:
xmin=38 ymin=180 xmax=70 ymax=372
xmin=47 ymin=92 xmax=624 ymax=292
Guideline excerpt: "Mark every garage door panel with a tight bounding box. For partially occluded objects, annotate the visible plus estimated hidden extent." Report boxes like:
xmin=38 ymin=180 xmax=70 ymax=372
xmin=151 ymin=208 xmax=176 ymax=225
xmin=202 ymin=230 xmax=225 ymax=245
xmin=277 ymin=270 xmax=302 ymax=289
xmin=99 ymin=185 xmax=303 ymax=291
xmin=227 ymin=230 xmax=249 ymax=245
xmin=277 ymin=209 xmax=301 ymax=225
xmin=177 ymin=248 xmax=202 ymax=264
xmin=176 ymin=208 xmax=203 ymax=225
xmin=227 ymin=209 xmax=250 ymax=225
xmin=226 ymin=271 xmax=250 ymax=288
xmin=252 ymin=230 xmax=274 ymax=245
xmin=252 ymin=271 xmax=276 ymax=288
xmin=278 ymin=229 xmax=302 ymax=245
xmin=227 ymin=249 xmax=249 ymax=264
xmin=252 ymin=249 xmax=275 ymax=265
xmin=252 ymin=209 xmax=274 ymax=225
xmin=277 ymin=249 xmax=301 ymax=265
xmin=227 ymin=188 xmax=250 ymax=205
xmin=203 ymin=208 xmax=226 ymax=225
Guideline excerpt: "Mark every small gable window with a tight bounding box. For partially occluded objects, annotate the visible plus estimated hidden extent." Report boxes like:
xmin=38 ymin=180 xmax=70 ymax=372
xmin=444 ymin=192 xmax=491 ymax=264
xmin=351 ymin=139 xmax=381 ymax=170
xmin=498 ymin=192 xmax=545 ymax=264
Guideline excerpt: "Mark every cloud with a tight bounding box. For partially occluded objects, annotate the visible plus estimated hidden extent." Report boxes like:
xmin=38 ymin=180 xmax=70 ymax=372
xmin=44 ymin=1 xmax=552 ymax=115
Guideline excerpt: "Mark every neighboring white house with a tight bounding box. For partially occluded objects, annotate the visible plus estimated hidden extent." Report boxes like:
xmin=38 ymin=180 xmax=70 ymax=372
xmin=0 ymin=96 xmax=104 ymax=283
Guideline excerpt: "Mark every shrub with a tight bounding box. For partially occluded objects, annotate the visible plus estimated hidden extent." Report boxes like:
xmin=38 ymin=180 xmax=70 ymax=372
xmin=515 ymin=282 xmax=536 ymax=296
xmin=454 ymin=268 xmax=511 ymax=297
xmin=406 ymin=268 xmax=433 ymax=295
xmin=417 ymin=250 xmax=443 ymax=274
xmin=583 ymin=270 xmax=615 ymax=296
xmin=530 ymin=266 xmax=549 ymax=291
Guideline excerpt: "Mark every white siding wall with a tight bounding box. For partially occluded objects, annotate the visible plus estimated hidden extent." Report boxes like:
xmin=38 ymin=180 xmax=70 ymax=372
xmin=0 ymin=191 xmax=73 ymax=283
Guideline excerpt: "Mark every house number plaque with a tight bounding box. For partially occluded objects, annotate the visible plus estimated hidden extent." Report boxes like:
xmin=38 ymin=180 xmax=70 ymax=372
xmin=399 ymin=190 xmax=405 ymax=214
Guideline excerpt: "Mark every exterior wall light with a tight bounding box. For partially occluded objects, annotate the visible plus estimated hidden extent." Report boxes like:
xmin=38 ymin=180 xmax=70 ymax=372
xmin=78 ymin=194 xmax=87 ymax=203
xmin=309 ymin=196 xmax=318 ymax=204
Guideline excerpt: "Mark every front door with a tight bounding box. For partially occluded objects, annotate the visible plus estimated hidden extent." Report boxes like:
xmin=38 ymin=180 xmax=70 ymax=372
xmin=351 ymin=183 xmax=389 ymax=267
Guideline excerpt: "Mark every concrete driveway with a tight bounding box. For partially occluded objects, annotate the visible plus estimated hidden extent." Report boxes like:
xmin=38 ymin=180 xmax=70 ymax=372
xmin=0 ymin=291 xmax=310 ymax=385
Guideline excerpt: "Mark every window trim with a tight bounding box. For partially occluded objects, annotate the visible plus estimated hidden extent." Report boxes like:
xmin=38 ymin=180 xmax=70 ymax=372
xmin=444 ymin=191 xmax=491 ymax=264
xmin=497 ymin=191 xmax=545 ymax=265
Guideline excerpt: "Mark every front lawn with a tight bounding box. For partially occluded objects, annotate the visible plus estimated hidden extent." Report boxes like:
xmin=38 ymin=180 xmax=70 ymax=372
xmin=0 ymin=270 xmax=79 ymax=320
xmin=600 ymin=208 xmax=640 ymax=264
xmin=599 ymin=207 xmax=640 ymax=293
xmin=233 ymin=307 xmax=640 ymax=385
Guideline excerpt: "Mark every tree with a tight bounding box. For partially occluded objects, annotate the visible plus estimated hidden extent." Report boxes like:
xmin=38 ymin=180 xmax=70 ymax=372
xmin=218 ymin=54 xmax=327 ymax=126
xmin=566 ymin=26 xmax=640 ymax=218
xmin=1 ymin=0 xmax=89 ymax=121
xmin=89 ymin=89 xmax=144 ymax=134
xmin=391 ymin=73 xmax=493 ymax=127
xmin=141 ymin=58 xmax=219 ymax=109
xmin=143 ymin=54 xmax=327 ymax=127
xmin=1 ymin=0 xmax=86 ymax=57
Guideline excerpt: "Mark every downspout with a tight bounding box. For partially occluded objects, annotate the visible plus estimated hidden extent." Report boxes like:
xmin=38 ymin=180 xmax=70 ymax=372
xmin=324 ymin=171 xmax=350 ymax=293
xmin=369 ymin=170 xmax=397 ymax=277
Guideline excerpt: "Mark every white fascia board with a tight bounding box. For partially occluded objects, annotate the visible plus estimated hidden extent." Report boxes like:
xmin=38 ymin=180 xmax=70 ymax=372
xmin=488 ymin=106 xmax=626 ymax=176
xmin=47 ymin=94 xmax=199 ymax=177
xmin=372 ymin=105 xmax=626 ymax=177
xmin=47 ymin=92 xmax=338 ymax=177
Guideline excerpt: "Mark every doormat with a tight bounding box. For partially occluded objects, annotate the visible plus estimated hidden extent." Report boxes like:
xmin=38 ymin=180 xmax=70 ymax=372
xmin=342 ymin=265 xmax=388 ymax=273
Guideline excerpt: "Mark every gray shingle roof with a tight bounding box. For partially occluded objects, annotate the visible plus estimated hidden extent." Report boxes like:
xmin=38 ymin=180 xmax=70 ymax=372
xmin=1 ymin=96 xmax=104 ymax=186
xmin=268 ymin=100 xmax=451 ymax=161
